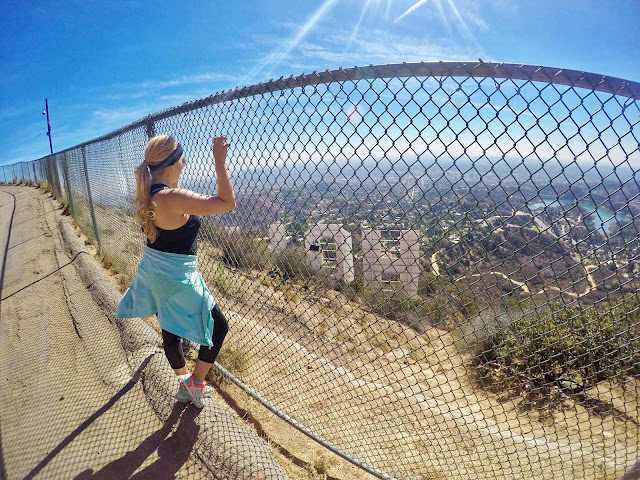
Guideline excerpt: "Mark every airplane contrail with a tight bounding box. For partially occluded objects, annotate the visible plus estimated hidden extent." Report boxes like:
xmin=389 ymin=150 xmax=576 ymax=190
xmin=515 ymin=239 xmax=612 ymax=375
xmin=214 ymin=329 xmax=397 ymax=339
xmin=394 ymin=0 xmax=430 ymax=23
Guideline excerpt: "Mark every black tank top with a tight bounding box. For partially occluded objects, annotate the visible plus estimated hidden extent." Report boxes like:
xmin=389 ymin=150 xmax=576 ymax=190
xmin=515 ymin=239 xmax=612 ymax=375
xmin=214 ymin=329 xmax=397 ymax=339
xmin=147 ymin=184 xmax=201 ymax=255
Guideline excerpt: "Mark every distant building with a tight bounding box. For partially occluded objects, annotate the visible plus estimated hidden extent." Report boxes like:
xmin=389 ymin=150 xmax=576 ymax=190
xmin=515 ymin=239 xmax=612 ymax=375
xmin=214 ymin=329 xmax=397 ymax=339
xmin=361 ymin=227 xmax=421 ymax=296
xmin=267 ymin=222 xmax=288 ymax=253
xmin=305 ymin=223 xmax=354 ymax=283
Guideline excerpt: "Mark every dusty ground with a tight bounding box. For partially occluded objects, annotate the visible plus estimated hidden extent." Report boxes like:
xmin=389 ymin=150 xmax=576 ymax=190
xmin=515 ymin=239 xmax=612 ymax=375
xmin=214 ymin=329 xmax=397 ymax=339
xmin=0 ymin=186 xmax=285 ymax=480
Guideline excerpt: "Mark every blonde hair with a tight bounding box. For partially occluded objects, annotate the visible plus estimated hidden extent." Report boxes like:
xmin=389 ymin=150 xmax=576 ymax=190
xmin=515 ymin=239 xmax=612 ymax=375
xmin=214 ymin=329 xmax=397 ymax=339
xmin=134 ymin=135 xmax=179 ymax=242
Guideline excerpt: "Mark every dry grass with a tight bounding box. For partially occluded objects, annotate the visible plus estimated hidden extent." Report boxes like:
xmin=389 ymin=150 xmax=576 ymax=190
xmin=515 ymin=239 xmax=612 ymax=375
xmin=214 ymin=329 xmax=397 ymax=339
xmin=214 ymin=382 xmax=380 ymax=480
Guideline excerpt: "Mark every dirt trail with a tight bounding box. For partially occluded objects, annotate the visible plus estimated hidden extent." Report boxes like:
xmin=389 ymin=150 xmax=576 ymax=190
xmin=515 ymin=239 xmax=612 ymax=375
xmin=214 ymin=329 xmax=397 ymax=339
xmin=430 ymin=251 xmax=440 ymax=275
xmin=458 ymin=271 xmax=531 ymax=294
xmin=580 ymin=263 xmax=599 ymax=296
xmin=0 ymin=187 xmax=211 ymax=479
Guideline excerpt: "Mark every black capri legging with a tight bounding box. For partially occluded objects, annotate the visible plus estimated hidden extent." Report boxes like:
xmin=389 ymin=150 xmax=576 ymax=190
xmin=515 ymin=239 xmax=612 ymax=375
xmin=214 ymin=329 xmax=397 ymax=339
xmin=161 ymin=303 xmax=229 ymax=370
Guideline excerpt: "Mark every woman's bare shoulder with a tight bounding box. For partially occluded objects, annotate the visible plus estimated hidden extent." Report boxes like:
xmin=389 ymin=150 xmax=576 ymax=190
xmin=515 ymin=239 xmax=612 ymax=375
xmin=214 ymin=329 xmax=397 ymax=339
xmin=155 ymin=187 xmax=212 ymax=201
xmin=154 ymin=188 xmax=231 ymax=215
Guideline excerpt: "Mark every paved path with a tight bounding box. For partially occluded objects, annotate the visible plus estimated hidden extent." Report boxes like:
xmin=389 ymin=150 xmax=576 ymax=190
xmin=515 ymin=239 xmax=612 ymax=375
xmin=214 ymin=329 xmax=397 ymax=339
xmin=0 ymin=186 xmax=209 ymax=479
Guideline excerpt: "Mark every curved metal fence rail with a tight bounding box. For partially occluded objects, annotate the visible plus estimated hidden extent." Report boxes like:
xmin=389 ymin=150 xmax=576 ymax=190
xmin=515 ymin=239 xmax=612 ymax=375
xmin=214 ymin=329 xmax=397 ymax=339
xmin=3 ymin=61 xmax=639 ymax=480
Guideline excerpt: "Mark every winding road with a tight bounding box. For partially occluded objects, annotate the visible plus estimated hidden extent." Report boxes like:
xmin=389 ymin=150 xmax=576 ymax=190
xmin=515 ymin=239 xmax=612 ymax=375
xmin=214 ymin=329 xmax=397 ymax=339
xmin=430 ymin=210 xmax=602 ymax=299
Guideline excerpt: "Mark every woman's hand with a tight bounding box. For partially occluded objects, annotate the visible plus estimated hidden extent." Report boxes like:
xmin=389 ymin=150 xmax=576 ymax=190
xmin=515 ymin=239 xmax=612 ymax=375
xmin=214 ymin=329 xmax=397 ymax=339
xmin=213 ymin=135 xmax=229 ymax=165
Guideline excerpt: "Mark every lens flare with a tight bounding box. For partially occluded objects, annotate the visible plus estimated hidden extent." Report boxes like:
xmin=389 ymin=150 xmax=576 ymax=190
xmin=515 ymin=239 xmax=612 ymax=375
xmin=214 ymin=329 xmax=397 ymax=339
xmin=346 ymin=103 xmax=364 ymax=124
xmin=239 ymin=0 xmax=338 ymax=86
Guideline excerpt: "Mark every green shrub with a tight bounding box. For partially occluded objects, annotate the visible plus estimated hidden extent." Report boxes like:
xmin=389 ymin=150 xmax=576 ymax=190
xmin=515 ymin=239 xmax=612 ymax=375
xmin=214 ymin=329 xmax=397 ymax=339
xmin=282 ymin=286 xmax=299 ymax=303
xmin=416 ymin=299 xmax=446 ymax=326
xmin=207 ymin=345 xmax=250 ymax=385
xmin=474 ymin=297 xmax=640 ymax=409
xmin=418 ymin=271 xmax=440 ymax=296
xmin=271 ymin=247 xmax=316 ymax=281
xmin=217 ymin=230 xmax=268 ymax=270
xmin=348 ymin=277 xmax=364 ymax=293
xmin=208 ymin=263 xmax=247 ymax=301
xmin=361 ymin=282 xmax=422 ymax=321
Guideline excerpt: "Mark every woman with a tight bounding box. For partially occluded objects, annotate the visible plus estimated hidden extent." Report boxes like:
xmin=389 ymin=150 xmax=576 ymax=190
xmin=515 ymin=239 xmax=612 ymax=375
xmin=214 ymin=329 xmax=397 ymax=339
xmin=117 ymin=134 xmax=235 ymax=408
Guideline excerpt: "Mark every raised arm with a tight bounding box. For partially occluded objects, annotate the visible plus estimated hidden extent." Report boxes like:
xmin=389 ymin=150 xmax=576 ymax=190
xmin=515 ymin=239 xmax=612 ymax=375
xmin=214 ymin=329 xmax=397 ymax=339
xmin=160 ymin=135 xmax=236 ymax=216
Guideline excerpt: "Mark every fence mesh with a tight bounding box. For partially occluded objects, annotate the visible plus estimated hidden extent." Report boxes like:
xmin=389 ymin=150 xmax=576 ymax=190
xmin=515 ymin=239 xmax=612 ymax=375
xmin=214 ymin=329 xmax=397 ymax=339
xmin=3 ymin=61 xmax=639 ymax=480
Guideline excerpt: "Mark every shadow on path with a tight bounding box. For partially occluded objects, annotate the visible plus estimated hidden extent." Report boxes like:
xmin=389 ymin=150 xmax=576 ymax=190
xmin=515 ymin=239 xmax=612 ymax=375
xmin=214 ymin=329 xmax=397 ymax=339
xmin=73 ymin=403 xmax=201 ymax=480
xmin=23 ymin=355 xmax=155 ymax=480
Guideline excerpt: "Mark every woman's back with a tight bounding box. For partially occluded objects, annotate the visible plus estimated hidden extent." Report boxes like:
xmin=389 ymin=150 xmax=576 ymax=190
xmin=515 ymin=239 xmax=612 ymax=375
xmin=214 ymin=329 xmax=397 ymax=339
xmin=148 ymin=183 xmax=201 ymax=255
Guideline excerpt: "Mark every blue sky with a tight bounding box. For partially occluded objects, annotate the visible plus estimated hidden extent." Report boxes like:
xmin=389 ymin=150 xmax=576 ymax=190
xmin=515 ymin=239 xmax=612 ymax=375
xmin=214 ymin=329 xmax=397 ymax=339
xmin=1 ymin=0 xmax=639 ymax=166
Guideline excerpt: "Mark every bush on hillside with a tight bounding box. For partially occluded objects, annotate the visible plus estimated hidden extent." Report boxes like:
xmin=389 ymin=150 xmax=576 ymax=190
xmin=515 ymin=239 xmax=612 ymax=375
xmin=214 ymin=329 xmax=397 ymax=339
xmin=218 ymin=230 xmax=268 ymax=270
xmin=361 ymin=282 xmax=423 ymax=322
xmin=271 ymin=247 xmax=317 ymax=281
xmin=474 ymin=297 xmax=640 ymax=410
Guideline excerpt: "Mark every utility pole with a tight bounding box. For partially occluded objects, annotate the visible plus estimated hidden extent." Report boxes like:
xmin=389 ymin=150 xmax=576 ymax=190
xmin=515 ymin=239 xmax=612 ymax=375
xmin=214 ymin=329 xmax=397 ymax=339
xmin=42 ymin=98 xmax=53 ymax=155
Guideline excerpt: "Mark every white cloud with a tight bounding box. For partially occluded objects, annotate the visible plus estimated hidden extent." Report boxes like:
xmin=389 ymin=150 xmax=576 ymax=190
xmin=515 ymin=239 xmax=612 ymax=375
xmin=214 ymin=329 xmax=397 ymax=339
xmin=255 ymin=27 xmax=478 ymax=80
xmin=91 ymin=108 xmax=144 ymax=124
xmin=237 ymin=13 xmax=484 ymax=84
xmin=464 ymin=10 xmax=488 ymax=30
xmin=132 ymin=72 xmax=236 ymax=90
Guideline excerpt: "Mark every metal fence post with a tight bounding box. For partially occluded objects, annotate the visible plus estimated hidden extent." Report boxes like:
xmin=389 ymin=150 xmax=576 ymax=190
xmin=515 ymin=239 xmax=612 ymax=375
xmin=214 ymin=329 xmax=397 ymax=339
xmin=54 ymin=157 xmax=61 ymax=198
xmin=145 ymin=114 xmax=156 ymax=139
xmin=45 ymin=159 xmax=53 ymax=193
xmin=60 ymin=153 xmax=77 ymax=217
xmin=81 ymin=145 xmax=102 ymax=251
xmin=49 ymin=156 xmax=61 ymax=199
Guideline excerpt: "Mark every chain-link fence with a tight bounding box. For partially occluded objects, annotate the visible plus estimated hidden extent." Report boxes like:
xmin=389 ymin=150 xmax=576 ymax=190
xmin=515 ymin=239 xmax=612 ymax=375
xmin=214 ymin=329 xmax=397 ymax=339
xmin=3 ymin=61 xmax=639 ymax=480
